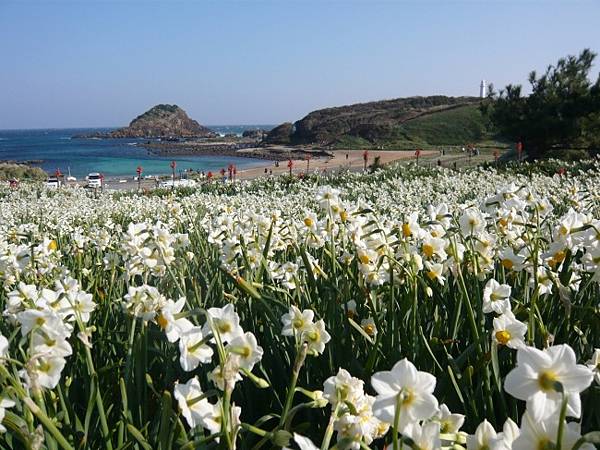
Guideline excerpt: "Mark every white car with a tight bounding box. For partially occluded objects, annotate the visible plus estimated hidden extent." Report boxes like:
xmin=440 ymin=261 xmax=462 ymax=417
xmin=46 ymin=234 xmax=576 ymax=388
xmin=46 ymin=176 xmax=61 ymax=189
xmin=159 ymin=179 xmax=197 ymax=188
xmin=86 ymin=172 xmax=103 ymax=188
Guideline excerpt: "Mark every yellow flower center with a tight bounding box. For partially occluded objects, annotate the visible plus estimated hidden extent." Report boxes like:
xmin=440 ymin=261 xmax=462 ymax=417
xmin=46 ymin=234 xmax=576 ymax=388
xmin=426 ymin=270 xmax=437 ymax=281
xmin=402 ymin=223 xmax=412 ymax=237
xmin=340 ymin=211 xmax=348 ymax=222
xmin=422 ymin=243 xmax=434 ymax=258
xmin=553 ymin=251 xmax=566 ymax=263
xmin=304 ymin=217 xmax=314 ymax=227
xmin=401 ymin=389 xmax=415 ymax=406
xmin=308 ymin=330 xmax=320 ymax=342
xmin=538 ymin=371 xmax=558 ymax=392
xmin=359 ymin=254 xmax=370 ymax=264
xmin=537 ymin=438 xmax=551 ymax=450
xmin=157 ymin=313 xmax=169 ymax=330
xmin=293 ymin=318 xmax=304 ymax=329
xmin=48 ymin=240 xmax=58 ymax=251
xmin=440 ymin=420 xmax=451 ymax=433
xmin=217 ymin=320 xmax=231 ymax=334
xmin=501 ymin=259 xmax=514 ymax=270
xmin=362 ymin=323 xmax=376 ymax=336
xmin=495 ymin=330 xmax=511 ymax=345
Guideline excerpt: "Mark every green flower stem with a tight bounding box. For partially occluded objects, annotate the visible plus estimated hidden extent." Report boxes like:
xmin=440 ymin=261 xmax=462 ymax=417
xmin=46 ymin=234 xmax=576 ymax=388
xmin=555 ymin=391 xmax=569 ymax=450
xmin=0 ymin=364 xmax=73 ymax=450
xmin=22 ymin=397 xmax=74 ymax=450
xmin=279 ymin=343 xmax=308 ymax=428
xmin=320 ymin=401 xmax=341 ymax=450
xmin=392 ymin=393 xmax=403 ymax=450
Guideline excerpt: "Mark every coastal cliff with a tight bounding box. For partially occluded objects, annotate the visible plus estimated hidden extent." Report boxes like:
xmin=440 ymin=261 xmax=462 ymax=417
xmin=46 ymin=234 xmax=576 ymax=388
xmin=265 ymin=96 xmax=489 ymax=148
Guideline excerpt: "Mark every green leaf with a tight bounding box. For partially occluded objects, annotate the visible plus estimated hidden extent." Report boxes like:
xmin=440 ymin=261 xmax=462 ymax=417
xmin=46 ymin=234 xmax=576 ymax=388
xmin=126 ymin=424 xmax=152 ymax=450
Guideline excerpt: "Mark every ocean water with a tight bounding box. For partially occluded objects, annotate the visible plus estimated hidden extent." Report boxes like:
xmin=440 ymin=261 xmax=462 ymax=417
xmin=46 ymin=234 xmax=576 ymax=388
xmin=0 ymin=126 xmax=274 ymax=179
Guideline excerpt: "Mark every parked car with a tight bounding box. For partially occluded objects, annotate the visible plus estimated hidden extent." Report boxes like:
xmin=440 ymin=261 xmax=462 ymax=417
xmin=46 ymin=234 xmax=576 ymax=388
xmin=86 ymin=172 xmax=102 ymax=188
xmin=159 ymin=179 xmax=197 ymax=188
xmin=46 ymin=176 xmax=61 ymax=189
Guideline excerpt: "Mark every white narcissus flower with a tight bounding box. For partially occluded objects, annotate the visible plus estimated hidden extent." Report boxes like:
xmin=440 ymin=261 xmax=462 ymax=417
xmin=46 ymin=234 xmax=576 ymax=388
xmin=504 ymin=344 xmax=594 ymax=421
xmin=403 ymin=421 xmax=441 ymax=450
xmin=174 ymin=377 xmax=211 ymax=429
xmin=31 ymin=332 xmax=72 ymax=358
xmin=208 ymin=354 xmax=242 ymax=391
xmin=344 ymin=300 xmax=357 ymax=318
xmin=0 ymin=334 xmax=8 ymax=358
xmin=586 ymin=348 xmax=600 ymax=384
xmin=421 ymin=235 xmax=447 ymax=260
xmin=360 ymin=317 xmax=377 ymax=337
xmin=323 ymin=368 xmax=365 ymax=407
xmin=226 ymin=331 xmax=263 ymax=371
xmin=482 ymin=279 xmax=511 ymax=314
xmin=371 ymin=358 xmax=438 ymax=429
xmin=302 ymin=319 xmax=331 ymax=355
xmin=202 ymin=303 xmax=243 ymax=344
xmin=424 ymin=262 xmax=445 ymax=285
xmin=16 ymin=309 xmax=69 ymax=338
xmin=30 ymin=356 xmax=67 ymax=389
xmin=157 ymin=297 xmax=193 ymax=343
xmin=512 ymin=412 xmax=595 ymax=450
xmin=492 ymin=311 xmax=527 ymax=349
xmin=281 ymin=306 xmax=314 ymax=337
xmin=179 ymin=327 xmax=214 ymax=372
xmin=122 ymin=285 xmax=166 ymax=321
xmin=290 ymin=433 xmax=319 ymax=450
xmin=466 ymin=419 xmax=499 ymax=450
xmin=435 ymin=403 xmax=465 ymax=434
xmin=494 ymin=418 xmax=520 ymax=450
xmin=334 ymin=397 xmax=380 ymax=445
xmin=0 ymin=398 xmax=16 ymax=433
xmin=201 ymin=399 xmax=241 ymax=436
xmin=459 ymin=209 xmax=486 ymax=236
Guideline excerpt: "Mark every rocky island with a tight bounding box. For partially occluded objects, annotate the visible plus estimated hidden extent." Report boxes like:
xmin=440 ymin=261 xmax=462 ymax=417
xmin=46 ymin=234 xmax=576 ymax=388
xmin=74 ymin=104 xmax=216 ymax=139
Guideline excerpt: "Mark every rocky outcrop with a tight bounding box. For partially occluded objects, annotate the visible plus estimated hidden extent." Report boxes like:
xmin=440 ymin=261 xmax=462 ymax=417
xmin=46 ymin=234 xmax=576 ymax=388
xmin=109 ymin=104 xmax=215 ymax=138
xmin=264 ymin=122 xmax=294 ymax=144
xmin=268 ymin=96 xmax=481 ymax=145
xmin=242 ymin=129 xmax=268 ymax=139
xmin=75 ymin=104 xmax=216 ymax=139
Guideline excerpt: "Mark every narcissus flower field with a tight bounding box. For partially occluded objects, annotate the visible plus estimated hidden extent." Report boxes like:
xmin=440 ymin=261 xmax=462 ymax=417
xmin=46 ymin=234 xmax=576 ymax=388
xmin=1 ymin=161 xmax=599 ymax=450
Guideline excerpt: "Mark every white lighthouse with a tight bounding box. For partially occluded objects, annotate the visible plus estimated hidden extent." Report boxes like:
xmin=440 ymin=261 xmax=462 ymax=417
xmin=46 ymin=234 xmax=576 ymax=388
xmin=480 ymin=80 xmax=487 ymax=98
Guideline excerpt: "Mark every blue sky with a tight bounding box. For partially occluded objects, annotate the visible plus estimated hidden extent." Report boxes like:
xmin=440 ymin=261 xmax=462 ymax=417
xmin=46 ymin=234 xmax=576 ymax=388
xmin=1 ymin=0 xmax=599 ymax=129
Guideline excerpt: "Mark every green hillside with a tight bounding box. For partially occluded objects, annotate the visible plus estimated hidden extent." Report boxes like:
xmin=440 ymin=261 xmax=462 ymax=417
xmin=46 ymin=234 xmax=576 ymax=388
xmin=330 ymin=104 xmax=493 ymax=150
xmin=265 ymin=96 xmax=497 ymax=150
xmin=399 ymin=104 xmax=491 ymax=145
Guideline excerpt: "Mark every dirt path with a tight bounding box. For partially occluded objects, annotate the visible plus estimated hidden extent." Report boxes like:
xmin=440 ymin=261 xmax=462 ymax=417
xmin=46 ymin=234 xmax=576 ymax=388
xmin=235 ymin=149 xmax=435 ymax=179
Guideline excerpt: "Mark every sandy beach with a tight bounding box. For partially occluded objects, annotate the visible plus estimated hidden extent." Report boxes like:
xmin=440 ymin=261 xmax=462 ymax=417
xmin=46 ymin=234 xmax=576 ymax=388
xmin=89 ymin=149 xmax=435 ymax=190
xmin=234 ymin=149 xmax=435 ymax=180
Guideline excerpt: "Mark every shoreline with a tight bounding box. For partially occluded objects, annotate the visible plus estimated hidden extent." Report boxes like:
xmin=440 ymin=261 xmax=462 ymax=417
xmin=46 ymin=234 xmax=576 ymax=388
xmin=142 ymin=141 xmax=333 ymax=162
xmin=84 ymin=149 xmax=436 ymax=190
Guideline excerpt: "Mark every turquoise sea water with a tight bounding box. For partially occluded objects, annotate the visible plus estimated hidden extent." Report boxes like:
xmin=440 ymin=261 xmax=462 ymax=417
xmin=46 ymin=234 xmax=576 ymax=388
xmin=0 ymin=126 xmax=274 ymax=179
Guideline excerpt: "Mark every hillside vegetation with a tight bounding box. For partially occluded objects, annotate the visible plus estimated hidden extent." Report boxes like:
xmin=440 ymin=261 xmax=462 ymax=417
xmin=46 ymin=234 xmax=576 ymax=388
xmin=0 ymin=163 xmax=47 ymax=181
xmin=265 ymin=96 xmax=495 ymax=149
